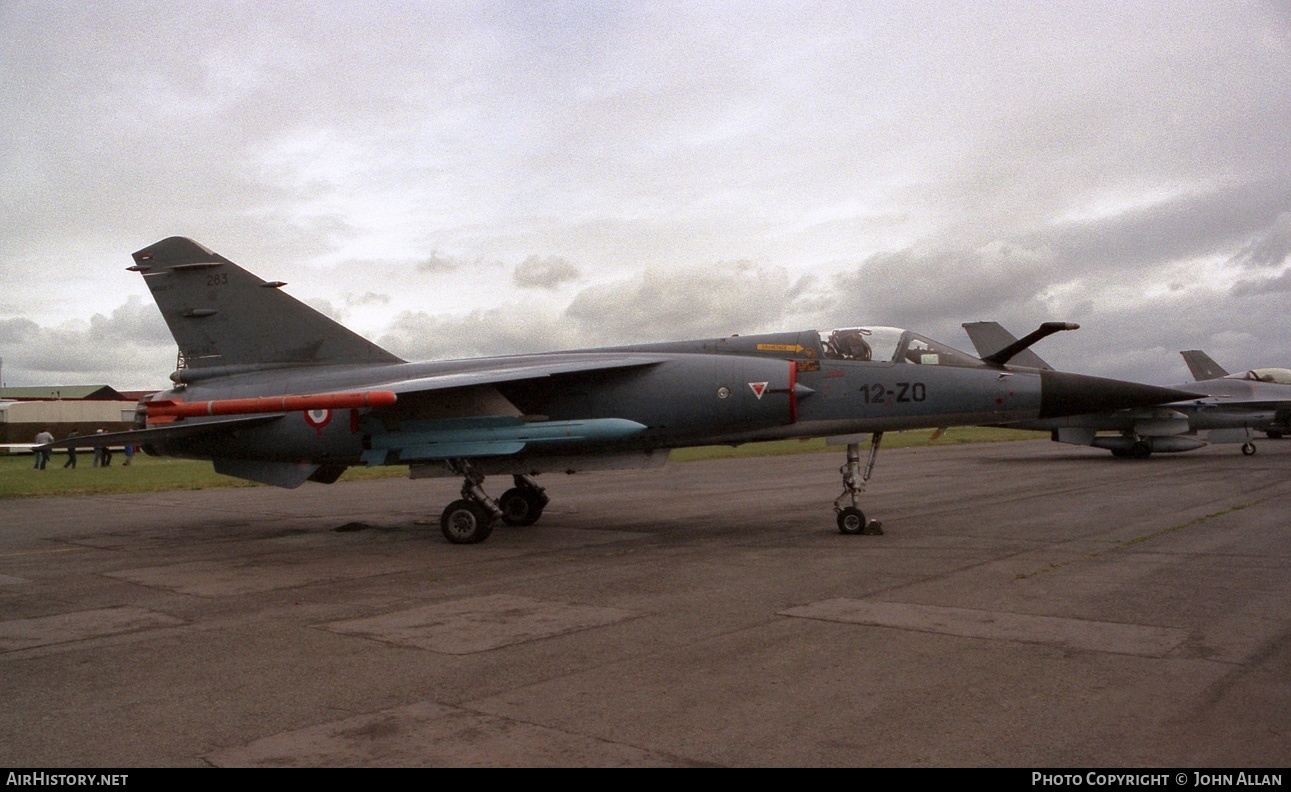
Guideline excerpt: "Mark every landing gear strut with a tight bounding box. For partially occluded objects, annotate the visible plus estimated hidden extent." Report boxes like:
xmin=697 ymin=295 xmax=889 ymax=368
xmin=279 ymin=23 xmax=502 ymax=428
xmin=440 ymin=460 xmax=501 ymax=544
xmin=439 ymin=465 xmax=550 ymax=543
xmin=834 ymin=432 xmax=884 ymax=535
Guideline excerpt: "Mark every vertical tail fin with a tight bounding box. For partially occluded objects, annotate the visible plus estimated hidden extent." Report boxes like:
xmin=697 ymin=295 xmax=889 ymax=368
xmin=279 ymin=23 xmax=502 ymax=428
xmin=1180 ymin=350 xmax=1229 ymax=381
xmin=132 ymin=237 xmax=404 ymax=373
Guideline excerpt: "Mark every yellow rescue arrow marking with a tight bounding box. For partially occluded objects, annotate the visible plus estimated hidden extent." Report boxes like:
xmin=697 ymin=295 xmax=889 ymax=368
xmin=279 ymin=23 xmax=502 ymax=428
xmin=756 ymin=343 xmax=807 ymax=353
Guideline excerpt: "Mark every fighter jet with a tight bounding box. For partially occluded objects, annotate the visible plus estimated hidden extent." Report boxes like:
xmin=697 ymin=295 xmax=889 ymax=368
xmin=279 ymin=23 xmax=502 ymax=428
xmin=1180 ymin=350 xmax=1291 ymax=441
xmin=963 ymin=322 xmax=1291 ymax=458
xmin=42 ymin=238 xmax=1197 ymax=543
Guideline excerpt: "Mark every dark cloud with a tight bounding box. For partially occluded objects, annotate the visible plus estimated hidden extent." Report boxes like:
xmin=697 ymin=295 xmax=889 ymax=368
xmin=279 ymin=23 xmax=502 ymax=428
xmin=1038 ymin=179 xmax=1291 ymax=275
xmin=1231 ymin=269 xmax=1291 ymax=298
xmin=1061 ymin=286 xmax=1291 ymax=385
xmin=512 ymin=255 xmax=580 ymax=289
xmin=829 ymin=245 xmax=1054 ymax=334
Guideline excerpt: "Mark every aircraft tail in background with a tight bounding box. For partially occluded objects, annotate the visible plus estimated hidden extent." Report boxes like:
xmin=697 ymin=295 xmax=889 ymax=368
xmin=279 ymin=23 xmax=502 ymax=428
xmin=1180 ymin=350 xmax=1229 ymax=382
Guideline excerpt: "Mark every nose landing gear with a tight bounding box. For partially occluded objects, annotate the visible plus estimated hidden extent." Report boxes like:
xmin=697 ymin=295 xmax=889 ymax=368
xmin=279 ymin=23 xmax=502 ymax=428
xmin=834 ymin=432 xmax=884 ymax=535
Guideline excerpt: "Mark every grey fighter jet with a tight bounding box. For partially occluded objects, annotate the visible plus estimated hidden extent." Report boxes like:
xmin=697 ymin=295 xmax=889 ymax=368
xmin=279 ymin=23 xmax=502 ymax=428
xmin=42 ymin=238 xmax=1197 ymax=543
xmin=1180 ymin=350 xmax=1291 ymax=441
xmin=964 ymin=322 xmax=1291 ymax=458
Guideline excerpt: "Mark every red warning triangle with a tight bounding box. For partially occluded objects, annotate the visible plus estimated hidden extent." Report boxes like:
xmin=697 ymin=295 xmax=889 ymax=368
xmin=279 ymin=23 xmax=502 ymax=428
xmin=748 ymin=381 xmax=768 ymax=400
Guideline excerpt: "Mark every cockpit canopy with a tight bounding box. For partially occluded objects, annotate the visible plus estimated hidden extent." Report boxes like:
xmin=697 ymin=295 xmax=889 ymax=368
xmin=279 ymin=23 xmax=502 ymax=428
xmin=818 ymin=326 xmax=985 ymax=368
xmin=1227 ymin=367 xmax=1291 ymax=385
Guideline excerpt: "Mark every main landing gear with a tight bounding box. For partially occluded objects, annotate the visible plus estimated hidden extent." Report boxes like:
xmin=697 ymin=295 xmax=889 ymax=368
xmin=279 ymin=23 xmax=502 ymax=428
xmin=439 ymin=462 xmax=550 ymax=544
xmin=834 ymin=432 xmax=884 ymax=536
xmin=1110 ymin=440 xmax=1153 ymax=459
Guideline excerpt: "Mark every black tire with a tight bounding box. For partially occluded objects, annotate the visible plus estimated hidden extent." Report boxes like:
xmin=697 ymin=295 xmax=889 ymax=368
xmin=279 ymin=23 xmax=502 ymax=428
xmin=499 ymin=488 xmax=545 ymax=526
xmin=837 ymin=507 xmax=867 ymax=535
xmin=1266 ymin=431 xmax=1283 ymax=440
xmin=440 ymin=499 xmax=494 ymax=544
xmin=1111 ymin=447 xmax=1130 ymax=458
xmin=1242 ymin=442 xmax=1257 ymax=456
xmin=1130 ymin=442 xmax=1151 ymax=459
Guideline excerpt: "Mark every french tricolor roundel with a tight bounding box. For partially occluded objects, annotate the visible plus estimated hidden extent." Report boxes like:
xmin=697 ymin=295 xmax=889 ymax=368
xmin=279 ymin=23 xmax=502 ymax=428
xmin=304 ymin=409 xmax=332 ymax=429
xmin=748 ymin=381 xmax=769 ymax=400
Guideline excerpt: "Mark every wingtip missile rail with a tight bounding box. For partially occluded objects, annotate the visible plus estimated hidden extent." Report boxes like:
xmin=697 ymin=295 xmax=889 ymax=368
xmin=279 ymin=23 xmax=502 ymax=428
xmin=146 ymin=390 xmax=398 ymax=419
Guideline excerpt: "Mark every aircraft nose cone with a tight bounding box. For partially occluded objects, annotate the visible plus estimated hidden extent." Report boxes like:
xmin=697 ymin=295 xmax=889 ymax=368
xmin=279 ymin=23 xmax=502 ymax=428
xmin=1038 ymin=371 xmax=1201 ymax=418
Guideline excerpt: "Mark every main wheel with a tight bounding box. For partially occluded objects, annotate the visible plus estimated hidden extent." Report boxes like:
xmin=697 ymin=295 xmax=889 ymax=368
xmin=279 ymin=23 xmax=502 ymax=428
xmin=1130 ymin=441 xmax=1152 ymax=459
xmin=440 ymin=499 xmax=494 ymax=544
xmin=1266 ymin=430 xmax=1282 ymax=440
xmin=837 ymin=507 xmax=867 ymax=535
xmin=498 ymin=487 xmax=545 ymax=526
xmin=1242 ymin=442 xmax=1257 ymax=456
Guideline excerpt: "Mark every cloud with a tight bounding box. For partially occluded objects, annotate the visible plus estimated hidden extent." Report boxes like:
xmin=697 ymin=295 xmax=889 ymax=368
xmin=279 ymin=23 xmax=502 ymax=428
xmin=1232 ymin=212 xmax=1291 ymax=270
xmin=377 ymin=259 xmax=813 ymax=360
xmin=564 ymin=260 xmax=811 ymax=343
xmin=0 ymin=318 xmax=40 ymax=345
xmin=0 ymin=297 xmax=175 ymax=388
xmin=1230 ymin=268 xmax=1291 ymax=298
xmin=303 ymin=297 xmax=344 ymax=321
xmin=829 ymin=244 xmax=1055 ymax=335
xmin=344 ymin=292 xmax=391 ymax=307
xmin=3 ymin=2 xmax=1290 ymax=393
xmin=417 ymin=252 xmax=465 ymax=273
xmin=512 ymin=255 xmax=580 ymax=289
xmin=377 ymin=305 xmax=576 ymax=361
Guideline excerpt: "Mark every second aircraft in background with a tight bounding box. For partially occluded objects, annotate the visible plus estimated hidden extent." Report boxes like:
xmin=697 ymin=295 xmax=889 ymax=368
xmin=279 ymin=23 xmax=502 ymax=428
xmin=963 ymin=322 xmax=1291 ymax=458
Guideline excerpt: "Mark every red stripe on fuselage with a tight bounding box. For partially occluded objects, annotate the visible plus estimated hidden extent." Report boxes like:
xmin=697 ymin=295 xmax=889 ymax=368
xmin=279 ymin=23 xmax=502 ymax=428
xmin=788 ymin=361 xmax=798 ymax=423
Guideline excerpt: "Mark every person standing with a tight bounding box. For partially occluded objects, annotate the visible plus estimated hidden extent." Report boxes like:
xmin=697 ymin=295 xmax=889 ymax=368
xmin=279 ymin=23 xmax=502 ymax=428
xmin=33 ymin=429 xmax=54 ymax=470
xmin=92 ymin=429 xmax=105 ymax=467
xmin=63 ymin=430 xmax=78 ymax=468
xmin=123 ymin=444 xmax=135 ymax=467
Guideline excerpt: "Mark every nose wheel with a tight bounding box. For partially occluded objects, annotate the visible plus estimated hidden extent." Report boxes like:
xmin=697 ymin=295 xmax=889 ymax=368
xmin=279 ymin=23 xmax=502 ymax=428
xmin=834 ymin=432 xmax=884 ymax=535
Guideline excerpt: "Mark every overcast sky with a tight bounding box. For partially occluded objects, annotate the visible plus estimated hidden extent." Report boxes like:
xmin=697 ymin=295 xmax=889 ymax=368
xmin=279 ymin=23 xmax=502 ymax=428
xmin=2 ymin=0 xmax=1288 ymax=391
